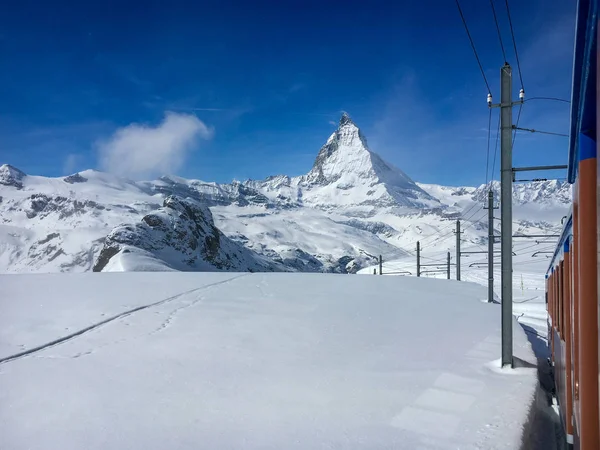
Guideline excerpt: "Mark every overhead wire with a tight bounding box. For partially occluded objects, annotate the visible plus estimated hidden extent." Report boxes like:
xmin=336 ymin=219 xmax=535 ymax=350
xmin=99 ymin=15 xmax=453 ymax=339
xmin=464 ymin=242 xmax=557 ymax=266
xmin=420 ymin=205 xmax=486 ymax=251
xmin=455 ymin=0 xmax=492 ymax=94
xmin=513 ymin=127 xmax=569 ymax=138
xmin=405 ymin=201 xmax=481 ymax=249
xmin=402 ymin=0 xmax=517 ymax=258
xmin=504 ymin=0 xmax=524 ymax=91
xmin=489 ymin=0 xmax=507 ymax=62
xmin=466 ymin=242 xmax=557 ymax=267
xmin=404 ymin=203 xmax=486 ymax=260
xmin=524 ymin=97 xmax=570 ymax=104
xmin=512 ymin=102 xmax=523 ymax=147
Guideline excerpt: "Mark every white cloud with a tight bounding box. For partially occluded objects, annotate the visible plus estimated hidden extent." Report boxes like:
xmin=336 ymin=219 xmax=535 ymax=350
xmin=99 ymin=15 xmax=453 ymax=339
xmin=97 ymin=112 xmax=212 ymax=179
xmin=63 ymin=153 xmax=81 ymax=175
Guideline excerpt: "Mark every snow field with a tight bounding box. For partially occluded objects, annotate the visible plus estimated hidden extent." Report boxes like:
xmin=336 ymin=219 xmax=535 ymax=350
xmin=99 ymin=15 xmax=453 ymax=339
xmin=1 ymin=273 xmax=536 ymax=449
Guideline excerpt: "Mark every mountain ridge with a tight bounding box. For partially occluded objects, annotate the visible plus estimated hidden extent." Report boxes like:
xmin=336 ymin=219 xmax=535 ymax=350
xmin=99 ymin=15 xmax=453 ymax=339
xmin=0 ymin=114 xmax=570 ymax=273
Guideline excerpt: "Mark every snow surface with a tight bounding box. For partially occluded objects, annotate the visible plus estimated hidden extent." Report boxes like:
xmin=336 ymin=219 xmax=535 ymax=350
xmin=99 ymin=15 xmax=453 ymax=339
xmin=358 ymin=239 xmax=553 ymax=366
xmin=1 ymin=273 xmax=536 ymax=450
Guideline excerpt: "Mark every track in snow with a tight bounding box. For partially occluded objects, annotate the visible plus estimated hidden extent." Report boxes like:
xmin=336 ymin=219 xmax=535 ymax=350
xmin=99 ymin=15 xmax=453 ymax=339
xmin=0 ymin=274 xmax=248 ymax=366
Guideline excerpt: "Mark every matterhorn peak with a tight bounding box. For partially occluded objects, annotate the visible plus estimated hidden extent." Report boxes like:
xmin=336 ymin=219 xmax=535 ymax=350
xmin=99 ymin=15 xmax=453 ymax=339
xmin=308 ymin=113 xmax=369 ymax=184
xmin=339 ymin=111 xmax=355 ymax=127
xmin=302 ymin=113 xmax=437 ymax=209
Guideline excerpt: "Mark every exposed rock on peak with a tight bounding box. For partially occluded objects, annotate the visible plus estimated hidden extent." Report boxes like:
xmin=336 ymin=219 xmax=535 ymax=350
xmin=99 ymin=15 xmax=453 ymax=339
xmin=63 ymin=173 xmax=88 ymax=184
xmin=0 ymin=164 xmax=26 ymax=189
xmin=339 ymin=111 xmax=354 ymax=127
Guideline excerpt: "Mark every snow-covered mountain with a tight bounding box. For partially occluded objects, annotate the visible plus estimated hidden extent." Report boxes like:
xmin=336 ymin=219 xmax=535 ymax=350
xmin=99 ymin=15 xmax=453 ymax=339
xmin=0 ymin=113 xmax=570 ymax=274
xmin=243 ymin=113 xmax=440 ymax=215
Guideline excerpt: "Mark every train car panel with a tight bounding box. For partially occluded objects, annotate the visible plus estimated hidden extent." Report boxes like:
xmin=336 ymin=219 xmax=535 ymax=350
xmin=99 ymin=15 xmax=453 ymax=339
xmin=547 ymin=1 xmax=598 ymax=448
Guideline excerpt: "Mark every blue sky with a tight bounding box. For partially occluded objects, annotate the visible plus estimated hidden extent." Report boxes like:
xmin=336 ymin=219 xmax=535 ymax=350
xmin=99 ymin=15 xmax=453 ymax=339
xmin=0 ymin=0 xmax=575 ymax=186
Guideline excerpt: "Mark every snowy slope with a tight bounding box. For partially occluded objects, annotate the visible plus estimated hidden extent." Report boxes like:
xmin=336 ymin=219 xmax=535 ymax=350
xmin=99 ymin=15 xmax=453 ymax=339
xmin=211 ymin=205 xmax=407 ymax=273
xmin=0 ymin=167 xmax=162 ymax=272
xmin=0 ymin=272 xmax=537 ymax=450
xmin=0 ymin=113 xmax=570 ymax=274
xmin=358 ymin=238 xmax=556 ymax=369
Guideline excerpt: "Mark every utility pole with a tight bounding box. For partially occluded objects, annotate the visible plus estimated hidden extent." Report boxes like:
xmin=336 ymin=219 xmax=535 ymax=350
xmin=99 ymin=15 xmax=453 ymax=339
xmin=447 ymin=252 xmax=451 ymax=280
xmin=498 ymin=63 xmax=517 ymax=367
xmin=379 ymin=255 xmax=383 ymax=276
xmin=486 ymin=190 xmax=496 ymax=303
xmin=416 ymin=241 xmax=421 ymax=277
xmin=455 ymin=220 xmax=461 ymax=281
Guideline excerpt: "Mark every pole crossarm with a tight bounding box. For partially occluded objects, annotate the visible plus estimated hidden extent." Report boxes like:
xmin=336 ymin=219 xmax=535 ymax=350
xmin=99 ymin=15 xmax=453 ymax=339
xmin=488 ymin=100 xmax=523 ymax=108
xmin=513 ymin=234 xmax=560 ymax=238
xmin=512 ymin=165 xmax=567 ymax=172
xmin=511 ymin=165 xmax=567 ymax=182
xmin=420 ymin=263 xmax=456 ymax=267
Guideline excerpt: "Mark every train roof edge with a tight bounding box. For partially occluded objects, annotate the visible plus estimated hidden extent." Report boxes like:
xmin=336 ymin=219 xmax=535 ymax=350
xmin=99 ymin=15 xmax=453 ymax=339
xmin=547 ymin=0 xmax=597 ymax=274
xmin=567 ymin=0 xmax=597 ymax=183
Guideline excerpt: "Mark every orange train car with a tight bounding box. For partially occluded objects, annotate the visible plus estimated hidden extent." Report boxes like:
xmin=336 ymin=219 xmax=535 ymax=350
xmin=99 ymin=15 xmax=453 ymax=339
xmin=545 ymin=1 xmax=598 ymax=449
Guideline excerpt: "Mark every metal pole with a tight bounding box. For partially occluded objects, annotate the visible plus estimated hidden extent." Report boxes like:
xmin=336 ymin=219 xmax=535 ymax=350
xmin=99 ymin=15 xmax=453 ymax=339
xmin=488 ymin=190 xmax=494 ymax=303
xmin=379 ymin=255 xmax=383 ymax=275
xmin=416 ymin=242 xmax=421 ymax=277
xmin=456 ymin=220 xmax=461 ymax=281
xmin=500 ymin=63 xmax=513 ymax=367
xmin=447 ymin=252 xmax=451 ymax=279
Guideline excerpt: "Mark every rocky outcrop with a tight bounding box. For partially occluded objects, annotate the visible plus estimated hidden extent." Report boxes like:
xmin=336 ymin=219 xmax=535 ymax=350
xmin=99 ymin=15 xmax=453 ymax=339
xmin=93 ymin=195 xmax=283 ymax=273
xmin=25 ymin=194 xmax=106 ymax=219
xmin=0 ymin=164 xmax=26 ymax=189
xmin=63 ymin=173 xmax=88 ymax=184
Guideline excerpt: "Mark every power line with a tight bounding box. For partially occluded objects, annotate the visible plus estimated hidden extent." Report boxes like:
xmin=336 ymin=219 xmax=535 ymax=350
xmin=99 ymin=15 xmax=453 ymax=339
xmin=461 ymin=210 xmax=489 ymax=232
xmin=413 ymin=204 xmax=484 ymax=250
xmin=513 ymin=126 xmax=569 ymax=137
xmin=489 ymin=0 xmax=507 ymax=62
xmin=466 ymin=242 xmax=558 ymax=266
xmin=455 ymin=0 xmax=492 ymax=94
xmin=512 ymin=102 xmax=523 ymax=147
xmin=524 ymin=97 xmax=570 ymax=104
xmin=406 ymin=201 xmax=481 ymax=248
xmin=426 ymin=207 xmax=486 ymax=249
xmin=504 ymin=0 xmax=524 ymax=90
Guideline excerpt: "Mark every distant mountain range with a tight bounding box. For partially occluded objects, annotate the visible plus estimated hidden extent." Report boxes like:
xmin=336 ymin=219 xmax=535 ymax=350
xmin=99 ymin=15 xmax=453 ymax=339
xmin=0 ymin=114 xmax=570 ymax=274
